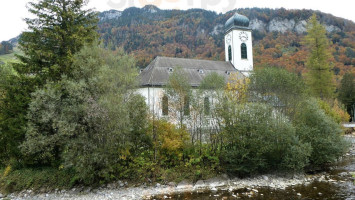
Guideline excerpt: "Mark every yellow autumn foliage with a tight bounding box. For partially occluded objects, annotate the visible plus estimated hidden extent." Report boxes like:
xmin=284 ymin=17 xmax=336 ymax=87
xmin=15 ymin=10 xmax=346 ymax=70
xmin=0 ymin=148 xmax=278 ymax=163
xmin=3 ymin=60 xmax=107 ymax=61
xmin=225 ymin=72 xmax=250 ymax=104
xmin=150 ymin=119 xmax=189 ymax=164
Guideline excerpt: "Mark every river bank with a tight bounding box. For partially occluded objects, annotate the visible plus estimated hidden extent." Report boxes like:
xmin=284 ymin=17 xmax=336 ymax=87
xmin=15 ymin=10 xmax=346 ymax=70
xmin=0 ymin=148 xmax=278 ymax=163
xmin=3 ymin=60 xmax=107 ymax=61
xmin=2 ymin=134 xmax=355 ymax=200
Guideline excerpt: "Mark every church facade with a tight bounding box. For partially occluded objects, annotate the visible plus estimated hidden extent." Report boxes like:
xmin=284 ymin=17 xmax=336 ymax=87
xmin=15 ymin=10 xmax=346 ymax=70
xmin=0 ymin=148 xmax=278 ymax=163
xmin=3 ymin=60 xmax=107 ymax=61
xmin=138 ymin=12 xmax=253 ymax=118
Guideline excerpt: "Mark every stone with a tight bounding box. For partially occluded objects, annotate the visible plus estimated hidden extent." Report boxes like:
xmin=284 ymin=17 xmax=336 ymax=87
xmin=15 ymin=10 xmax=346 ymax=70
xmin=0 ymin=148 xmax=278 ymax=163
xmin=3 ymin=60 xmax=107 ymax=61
xmin=167 ymin=182 xmax=176 ymax=187
xmin=262 ymin=175 xmax=269 ymax=181
xmin=205 ymin=176 xmax=229 ymax=188
xmin=297 ymin=193 xmax=301 ymax=196
xmin=0 ymin=193 xmax=3 ymax=198
xmin=176 ymin=180 xmax=193 ymax=190
xmin=194 ymin=180 xmax=206 ymax=189
xmin=156 ymin=183 xmax=161 ymax=187
xmin=118 ymin=181 xmax=124 ymax=187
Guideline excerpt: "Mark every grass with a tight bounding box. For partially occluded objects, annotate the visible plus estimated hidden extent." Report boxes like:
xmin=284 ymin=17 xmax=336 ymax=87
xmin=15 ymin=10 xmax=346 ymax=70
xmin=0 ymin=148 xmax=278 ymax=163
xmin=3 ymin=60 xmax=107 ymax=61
xmin=0 ymin=47 xmax=22 ymax=64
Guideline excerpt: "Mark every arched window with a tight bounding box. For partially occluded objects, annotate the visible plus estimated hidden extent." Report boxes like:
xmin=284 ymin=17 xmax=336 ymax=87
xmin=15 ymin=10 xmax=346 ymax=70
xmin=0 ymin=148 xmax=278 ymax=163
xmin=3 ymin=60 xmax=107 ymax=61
xmin=228 ymin=45 xmax=232 ymax=61
xmin=241 ymin=43 xmax=247 ymax=59
xmin=204 ymin=97 xmax=210 ymax=115
xmin=184 ymin=96 xmax=190 ymax=116
xmin=162 ymin=95 xmax=168 ymax=116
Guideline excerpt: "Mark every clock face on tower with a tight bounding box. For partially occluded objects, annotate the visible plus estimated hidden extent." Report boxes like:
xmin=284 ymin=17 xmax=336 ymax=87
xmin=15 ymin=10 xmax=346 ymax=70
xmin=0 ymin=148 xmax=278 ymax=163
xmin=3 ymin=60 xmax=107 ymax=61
xmin=239 ymin=32 xmax=248 ymax=42
xmin=226 ymin=34 xmax=231 ymax=44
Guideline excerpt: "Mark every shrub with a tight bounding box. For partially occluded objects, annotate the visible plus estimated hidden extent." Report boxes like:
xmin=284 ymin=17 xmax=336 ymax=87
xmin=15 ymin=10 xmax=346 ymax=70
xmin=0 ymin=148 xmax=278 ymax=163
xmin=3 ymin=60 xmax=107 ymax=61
xmin=150 ymin=119 xmax=190 ymax=167
xmin=294 ymin=98 xmax=349 ymax=167
xmin=218 ymin=103 xmax=311 ymax=176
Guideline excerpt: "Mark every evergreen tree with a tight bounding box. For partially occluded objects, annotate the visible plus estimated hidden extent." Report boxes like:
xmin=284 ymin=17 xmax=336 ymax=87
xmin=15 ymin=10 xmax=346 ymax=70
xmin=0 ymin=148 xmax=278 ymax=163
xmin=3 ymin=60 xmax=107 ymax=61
xmin=303 ymin=14 xmax=335 ymax=99
xmin=0 ymin=0 xmax=98 ymax=165
xmin=17 ymin=0 xmax=98 ymax=83
xmin=338 ymin=73 xmax=355 ymax=121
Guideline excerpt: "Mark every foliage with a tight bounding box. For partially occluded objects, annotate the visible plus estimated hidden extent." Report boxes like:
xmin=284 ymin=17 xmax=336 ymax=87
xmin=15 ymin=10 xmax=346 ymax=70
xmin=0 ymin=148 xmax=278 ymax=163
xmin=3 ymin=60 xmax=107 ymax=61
xmin=294 ymin=98 xmax=349 ymax=167
xmin=0 ymin=41 xmax=13 ymax=55
xmin=225 ymin=73 xmax=249 ymax=104
xmin=338 ymin=73 xmax=355 ymax=121
xmin=0 ymin=70 xmax=33 ymax=165
xmin=165 ymin=67 xmax=192 ymax=128
xmin=0 ymin=0 xmax=98 ymax=166
xmin=218 ymin=103 xmax=311 ymax=175
xmin=150 ymin=119 xmax=189 ymax=167
xmin=317 ymin=99 xmax=350 ymax=123
xmin=20 ymin=45 xmax=149 ymax=184
xmin=199 ymin=72 xmax=226 ymax=90
xmin=17 ymin=0 xmax=98 ymax=84
xmin=0 ymin=167 xmax=75 ymax=194
xmin=303 ymin=14 xmax=335 ymax=99
xmin=249 ymin=67 xmax=306 ymax=118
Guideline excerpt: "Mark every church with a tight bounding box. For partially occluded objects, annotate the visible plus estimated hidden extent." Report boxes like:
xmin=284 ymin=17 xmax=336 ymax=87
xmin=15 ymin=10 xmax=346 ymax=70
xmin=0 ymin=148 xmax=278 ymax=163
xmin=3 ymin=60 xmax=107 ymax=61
xmin=138 ymin=12 xmax=254 ymax=118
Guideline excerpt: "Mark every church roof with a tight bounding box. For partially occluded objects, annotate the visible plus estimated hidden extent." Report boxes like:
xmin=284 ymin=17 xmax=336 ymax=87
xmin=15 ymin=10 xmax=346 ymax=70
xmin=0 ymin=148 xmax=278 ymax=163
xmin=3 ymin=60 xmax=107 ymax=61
xmin=139 ymin=56 xmax=245 ymax=87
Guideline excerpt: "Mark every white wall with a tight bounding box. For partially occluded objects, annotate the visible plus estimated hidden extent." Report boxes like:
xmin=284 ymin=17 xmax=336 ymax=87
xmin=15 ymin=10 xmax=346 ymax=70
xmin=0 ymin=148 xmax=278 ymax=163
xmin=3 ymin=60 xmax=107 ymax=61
xmin=136 ymin=87 xmax=165 ymax=117
xmin=224 ymin=29 xmax=253 ymax=76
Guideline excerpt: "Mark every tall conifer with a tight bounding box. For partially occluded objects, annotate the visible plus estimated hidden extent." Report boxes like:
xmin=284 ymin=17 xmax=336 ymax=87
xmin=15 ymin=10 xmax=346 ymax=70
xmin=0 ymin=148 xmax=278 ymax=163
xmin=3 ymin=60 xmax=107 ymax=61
xmin=303 ymin=14 xmax=335 ymax=99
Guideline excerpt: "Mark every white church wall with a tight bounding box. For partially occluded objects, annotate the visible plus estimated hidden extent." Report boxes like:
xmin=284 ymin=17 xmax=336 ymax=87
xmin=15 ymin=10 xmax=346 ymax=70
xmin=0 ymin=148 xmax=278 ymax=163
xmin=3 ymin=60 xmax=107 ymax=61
xmin=136 ymin=87 xmax=165 ymax=117
xmin=137 ymin=87 xmax=221 ymax=129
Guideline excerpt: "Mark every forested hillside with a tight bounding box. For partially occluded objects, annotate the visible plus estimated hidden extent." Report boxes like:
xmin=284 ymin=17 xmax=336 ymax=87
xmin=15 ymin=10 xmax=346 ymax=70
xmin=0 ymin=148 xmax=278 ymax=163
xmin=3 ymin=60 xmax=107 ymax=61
xmin=98 ymin=6 xmax=355 ymax=82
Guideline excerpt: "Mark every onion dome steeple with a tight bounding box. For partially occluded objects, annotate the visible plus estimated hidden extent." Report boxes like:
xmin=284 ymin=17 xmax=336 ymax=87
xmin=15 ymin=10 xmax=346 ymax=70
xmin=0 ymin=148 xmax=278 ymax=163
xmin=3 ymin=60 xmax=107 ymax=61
xmin=225 ymin=12 xmax=250 ymax=32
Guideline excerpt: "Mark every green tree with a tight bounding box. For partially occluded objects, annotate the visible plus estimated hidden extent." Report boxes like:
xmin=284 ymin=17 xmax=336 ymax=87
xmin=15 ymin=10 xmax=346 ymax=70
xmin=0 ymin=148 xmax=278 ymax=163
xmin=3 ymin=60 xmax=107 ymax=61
xmin=338 ymin=73 xmax=355 ymax=121
xmin=17 ymin=0 xmax=98 ymax=83
xmin=21 ymin=45 xmax=149 ymax=183
xmin=0 ymin=0 xmax=98 ymax=165
xmin=165 ymin=67 xmax=192 ymax=129
xmin=218 ymin=103 xmax=311 ymax=175
xmin=294 ymin=98 xmax=349 ymax=167
xmin=249 ymin=67 xmax=306 ymax=118
xmin=303 ymin=14 xmax=335 ymax=99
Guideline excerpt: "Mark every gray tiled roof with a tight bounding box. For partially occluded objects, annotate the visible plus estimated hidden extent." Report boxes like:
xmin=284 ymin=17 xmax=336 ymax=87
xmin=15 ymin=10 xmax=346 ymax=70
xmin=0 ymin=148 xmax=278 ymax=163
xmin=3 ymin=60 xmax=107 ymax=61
xmin=139 ymin=56 xmax=245 ymax=87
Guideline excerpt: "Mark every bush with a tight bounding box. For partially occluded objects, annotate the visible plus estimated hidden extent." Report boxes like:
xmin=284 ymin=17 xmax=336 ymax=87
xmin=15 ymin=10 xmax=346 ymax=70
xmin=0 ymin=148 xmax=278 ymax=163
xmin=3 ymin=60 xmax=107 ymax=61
xmin=0 ymin=167 xmax=75 ymax=194
xmin=218 ymin=103 xmax=311 ymax=176
xmin=294 ymin=98 xmax=349 ymax=167
xmin=150 ymin=119 xmax=190 ymax=167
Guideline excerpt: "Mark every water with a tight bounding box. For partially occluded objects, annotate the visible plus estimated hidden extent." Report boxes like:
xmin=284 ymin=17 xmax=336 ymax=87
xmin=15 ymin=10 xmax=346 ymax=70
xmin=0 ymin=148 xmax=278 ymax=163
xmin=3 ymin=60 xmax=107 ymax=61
xmin=151 ymin=136 xmax=355 ymax=200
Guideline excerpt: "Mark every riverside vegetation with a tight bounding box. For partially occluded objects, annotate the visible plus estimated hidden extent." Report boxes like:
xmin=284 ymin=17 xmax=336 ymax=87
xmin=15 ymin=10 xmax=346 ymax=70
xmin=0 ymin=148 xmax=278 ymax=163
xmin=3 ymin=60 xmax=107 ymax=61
xmin=0 ymin=0 xmax=353 ymax=195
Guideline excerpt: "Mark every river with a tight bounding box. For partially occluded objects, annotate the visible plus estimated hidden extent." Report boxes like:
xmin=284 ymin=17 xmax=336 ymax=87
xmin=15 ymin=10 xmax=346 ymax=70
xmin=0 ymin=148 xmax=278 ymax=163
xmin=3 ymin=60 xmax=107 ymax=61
xmin=151 ymin=136 xmax=355 ymax=200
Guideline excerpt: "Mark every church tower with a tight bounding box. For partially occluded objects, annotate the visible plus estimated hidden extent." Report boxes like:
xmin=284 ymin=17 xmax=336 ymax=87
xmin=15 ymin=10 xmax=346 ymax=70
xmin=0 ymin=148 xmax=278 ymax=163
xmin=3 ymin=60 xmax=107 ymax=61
xmin=224 ymin=12 xmax=253 ymax=76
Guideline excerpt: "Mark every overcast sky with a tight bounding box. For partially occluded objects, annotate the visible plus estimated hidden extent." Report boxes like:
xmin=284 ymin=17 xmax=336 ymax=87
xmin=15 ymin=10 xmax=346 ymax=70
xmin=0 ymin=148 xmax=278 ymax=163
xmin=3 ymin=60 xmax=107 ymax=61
xmin=0 ymin=0 xmax=354 ymax=42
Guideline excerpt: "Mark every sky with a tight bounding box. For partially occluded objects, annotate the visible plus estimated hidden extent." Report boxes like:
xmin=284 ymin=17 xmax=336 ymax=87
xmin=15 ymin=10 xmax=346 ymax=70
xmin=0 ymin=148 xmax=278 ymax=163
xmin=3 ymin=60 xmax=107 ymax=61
xmin=0 ymin=0 xmax=354 ymax=42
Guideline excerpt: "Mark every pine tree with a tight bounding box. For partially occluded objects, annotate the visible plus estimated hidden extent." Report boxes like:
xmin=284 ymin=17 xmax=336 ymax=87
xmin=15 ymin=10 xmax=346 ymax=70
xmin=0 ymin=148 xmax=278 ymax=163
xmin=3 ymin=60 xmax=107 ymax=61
xmin=303 ymin=14 xmax=335 ymax=99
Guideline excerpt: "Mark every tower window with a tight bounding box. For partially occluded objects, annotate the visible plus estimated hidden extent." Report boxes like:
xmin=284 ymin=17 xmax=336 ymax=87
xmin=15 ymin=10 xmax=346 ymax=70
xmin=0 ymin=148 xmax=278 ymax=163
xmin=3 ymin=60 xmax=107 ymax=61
xmin=228 ymin=45 xmax=232 ymax=61
xmin=162 ymin=95 xmax=168 ymax=116
xmin=241 ymin=43 xmax=247 ymax=59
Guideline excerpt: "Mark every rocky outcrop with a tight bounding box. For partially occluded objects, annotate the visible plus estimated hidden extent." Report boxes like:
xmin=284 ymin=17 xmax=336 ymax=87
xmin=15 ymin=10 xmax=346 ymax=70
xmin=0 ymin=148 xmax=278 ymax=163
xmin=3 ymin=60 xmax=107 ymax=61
xmin=249 ymin=19 xmax=267 ymax=32
xmin=98 ymin=10 xmax=122 ymax=21
xmin=294 ymin=20 xmax=307 ymax=34
xmin=249 ymin=18 xmax=341 ymax=34
xmin=210 ymin=24 xmax=224 ymax=35
xmin=325 ymin=24 xmax=341 ymax=32
xmin=143 ymin=5 xmax=159 ymax=14
xmin=268 ymin=18 xmax=296 ymax=33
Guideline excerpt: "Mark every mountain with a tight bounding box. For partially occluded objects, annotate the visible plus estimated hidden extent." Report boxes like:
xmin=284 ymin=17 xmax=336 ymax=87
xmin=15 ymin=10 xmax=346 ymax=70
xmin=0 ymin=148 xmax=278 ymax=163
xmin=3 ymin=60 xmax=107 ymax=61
xmin=2 ymin=6 xmax=354 ymax=79
xmin=98 ymin=6 xmax=355 ymax=81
